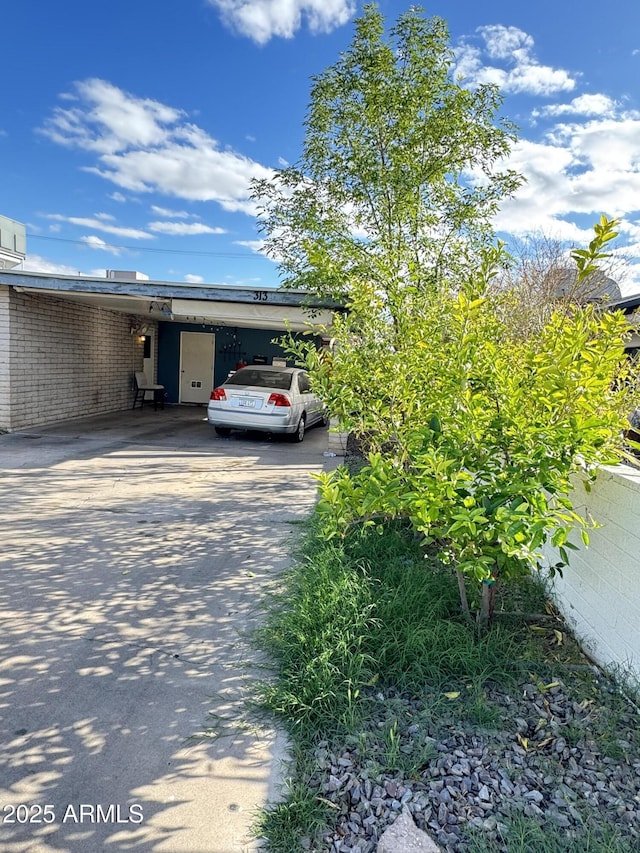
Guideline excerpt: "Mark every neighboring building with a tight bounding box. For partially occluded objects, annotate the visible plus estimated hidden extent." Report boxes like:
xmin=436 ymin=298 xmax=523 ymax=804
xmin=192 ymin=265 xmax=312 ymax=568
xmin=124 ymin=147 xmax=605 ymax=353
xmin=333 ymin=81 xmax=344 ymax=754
xmin=0 ymin=215 xmax=26 ymax=270
xmin=106 ymin=269 xmax=150 ymax=281
xmin=548 ymin=268 xmax=622 ymax=303
xmin=549 ymin=268 xmax=640 ymax=351
xmin=0 ymin=268 xmax=337 ymax=432
xmin=609 ymin=293 xmax=640 ymax=353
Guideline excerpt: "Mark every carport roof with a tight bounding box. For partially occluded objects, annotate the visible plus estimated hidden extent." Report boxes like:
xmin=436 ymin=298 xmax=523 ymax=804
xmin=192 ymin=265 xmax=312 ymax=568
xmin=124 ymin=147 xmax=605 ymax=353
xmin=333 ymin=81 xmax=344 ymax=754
xmin=0 ymin=269 xmax=340 ymax=331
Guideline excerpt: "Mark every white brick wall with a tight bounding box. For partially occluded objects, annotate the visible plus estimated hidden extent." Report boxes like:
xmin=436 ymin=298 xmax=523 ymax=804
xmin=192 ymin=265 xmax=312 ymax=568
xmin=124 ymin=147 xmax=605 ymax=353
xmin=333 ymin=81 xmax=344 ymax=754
xmin=2 ymin=289 xmax=154 ymax=431
xmin=327 ymin=419 xmax=348 ymax=456
xmin=542 ymin=464 xmax=640 ymax=681
xmin=0 ymin=287 xmax=10 ymax=430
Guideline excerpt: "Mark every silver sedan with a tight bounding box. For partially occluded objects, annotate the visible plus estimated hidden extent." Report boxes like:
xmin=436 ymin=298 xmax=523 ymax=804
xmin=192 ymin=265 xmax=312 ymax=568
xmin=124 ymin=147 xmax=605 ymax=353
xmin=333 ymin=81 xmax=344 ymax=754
xmin=207 ymin=365 xmax=327 ymax=442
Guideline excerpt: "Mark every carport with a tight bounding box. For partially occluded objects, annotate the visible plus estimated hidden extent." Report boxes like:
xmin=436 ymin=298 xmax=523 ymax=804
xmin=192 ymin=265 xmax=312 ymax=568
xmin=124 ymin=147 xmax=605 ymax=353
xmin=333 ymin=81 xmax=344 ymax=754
xmin=0 ymin=270 xmax=337 ymax=432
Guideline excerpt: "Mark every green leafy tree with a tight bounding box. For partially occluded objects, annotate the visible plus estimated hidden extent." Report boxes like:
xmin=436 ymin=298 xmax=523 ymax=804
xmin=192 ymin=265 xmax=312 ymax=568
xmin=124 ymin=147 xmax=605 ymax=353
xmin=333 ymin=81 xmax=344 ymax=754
xmin=253 ymin=5 xmax=639 ymax=628
xmin=309 ymin=220 xmax=637 ymax=628
xmin=254 ymin=2 xmax=522 ymax=456
xmin=254 ymin=4 xmax=522 ymax=304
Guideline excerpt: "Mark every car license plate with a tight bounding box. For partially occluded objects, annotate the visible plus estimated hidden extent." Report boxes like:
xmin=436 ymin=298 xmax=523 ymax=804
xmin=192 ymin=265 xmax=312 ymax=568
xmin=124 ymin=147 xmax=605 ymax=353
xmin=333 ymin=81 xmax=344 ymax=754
xmin=238 ymin=398 xmax=257 ymax=408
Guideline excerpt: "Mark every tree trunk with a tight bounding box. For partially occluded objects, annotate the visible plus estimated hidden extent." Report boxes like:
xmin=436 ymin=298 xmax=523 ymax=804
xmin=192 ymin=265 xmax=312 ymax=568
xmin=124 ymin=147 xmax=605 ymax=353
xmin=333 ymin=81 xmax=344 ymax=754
xmin=456 ymin=569 xmax=473 ymax=625
xmin=478 ymin=579 xmax=496 ymax=634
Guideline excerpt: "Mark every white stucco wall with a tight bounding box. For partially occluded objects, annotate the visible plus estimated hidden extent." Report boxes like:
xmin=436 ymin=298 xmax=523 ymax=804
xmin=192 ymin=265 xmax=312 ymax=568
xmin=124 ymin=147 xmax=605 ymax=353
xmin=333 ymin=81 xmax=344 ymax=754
xmin=2 ymin=288 xmax=151 ymax=431
xmin=542 ymin=464 xmax=640 ymax=682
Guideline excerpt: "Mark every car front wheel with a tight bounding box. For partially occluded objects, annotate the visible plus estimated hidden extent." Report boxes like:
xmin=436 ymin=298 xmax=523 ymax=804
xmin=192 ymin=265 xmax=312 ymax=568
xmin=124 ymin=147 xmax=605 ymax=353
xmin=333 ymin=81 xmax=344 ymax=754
xmin=291 ymin=415 xmax=306 ymax=443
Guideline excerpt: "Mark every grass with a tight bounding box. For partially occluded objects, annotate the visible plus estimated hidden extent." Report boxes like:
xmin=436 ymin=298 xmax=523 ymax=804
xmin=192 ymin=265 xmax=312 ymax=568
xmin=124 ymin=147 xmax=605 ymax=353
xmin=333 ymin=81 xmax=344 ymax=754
xmin=253 ymin=780 xmax=329 ymax=852
xmin=254 ymin=519 xmax=541 ymax=738
xmin=251 ymin=517 xmax=640 ymax=852
xmin=465 ymin=813 xmax=637 ymax=853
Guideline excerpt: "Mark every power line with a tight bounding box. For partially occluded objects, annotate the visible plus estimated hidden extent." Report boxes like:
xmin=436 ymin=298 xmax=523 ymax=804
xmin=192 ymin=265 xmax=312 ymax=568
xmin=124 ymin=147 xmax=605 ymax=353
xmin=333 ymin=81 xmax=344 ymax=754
xmin=28 ymin=232 xmax=266 ymax=260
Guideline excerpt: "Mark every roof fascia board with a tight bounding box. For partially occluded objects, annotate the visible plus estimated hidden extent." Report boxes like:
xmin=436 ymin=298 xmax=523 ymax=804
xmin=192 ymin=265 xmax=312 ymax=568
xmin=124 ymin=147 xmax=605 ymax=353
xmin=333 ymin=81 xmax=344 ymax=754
xmin=0 ymin=269 xmax=338 ymax=309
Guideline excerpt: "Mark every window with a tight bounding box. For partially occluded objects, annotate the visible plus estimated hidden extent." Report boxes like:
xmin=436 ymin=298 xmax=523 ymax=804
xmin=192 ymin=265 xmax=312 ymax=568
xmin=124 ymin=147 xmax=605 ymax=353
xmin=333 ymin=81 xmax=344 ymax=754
xmin=227 ymin=369 xmax=293 ymax=390
xmin=298 ymin=373 xmax=310 ymax=393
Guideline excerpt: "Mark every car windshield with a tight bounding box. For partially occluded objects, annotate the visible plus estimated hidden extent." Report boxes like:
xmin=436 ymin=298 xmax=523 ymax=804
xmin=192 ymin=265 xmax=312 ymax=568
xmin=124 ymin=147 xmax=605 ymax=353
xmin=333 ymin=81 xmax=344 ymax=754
xmin=227 ymin=369 xmax=293 ymax=390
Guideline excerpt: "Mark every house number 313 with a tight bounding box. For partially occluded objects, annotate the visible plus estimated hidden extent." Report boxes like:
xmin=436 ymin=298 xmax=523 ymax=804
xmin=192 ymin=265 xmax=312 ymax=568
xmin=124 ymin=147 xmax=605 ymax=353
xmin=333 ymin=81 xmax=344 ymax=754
xmin=253 ymin=290 xmax=268 ymax=301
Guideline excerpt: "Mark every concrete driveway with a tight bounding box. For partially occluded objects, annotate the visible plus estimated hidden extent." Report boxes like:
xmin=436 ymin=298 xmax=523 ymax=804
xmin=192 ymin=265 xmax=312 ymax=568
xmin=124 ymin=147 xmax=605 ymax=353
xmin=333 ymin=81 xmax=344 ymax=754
xmin=0 ymin=408 xmax=331 ymax=853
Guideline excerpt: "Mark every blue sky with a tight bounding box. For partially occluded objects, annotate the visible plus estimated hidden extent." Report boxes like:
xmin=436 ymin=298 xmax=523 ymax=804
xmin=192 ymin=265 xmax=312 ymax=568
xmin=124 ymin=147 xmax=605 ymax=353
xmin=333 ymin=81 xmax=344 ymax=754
xmin=3 ymin=1 xmax=640 ymax=293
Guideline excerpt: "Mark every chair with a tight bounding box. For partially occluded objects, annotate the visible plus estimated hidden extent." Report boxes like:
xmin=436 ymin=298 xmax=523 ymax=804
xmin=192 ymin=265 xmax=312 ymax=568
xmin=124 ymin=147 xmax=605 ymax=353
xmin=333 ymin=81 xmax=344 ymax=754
xmin=133 ymin=372 xmax=165 ymax=410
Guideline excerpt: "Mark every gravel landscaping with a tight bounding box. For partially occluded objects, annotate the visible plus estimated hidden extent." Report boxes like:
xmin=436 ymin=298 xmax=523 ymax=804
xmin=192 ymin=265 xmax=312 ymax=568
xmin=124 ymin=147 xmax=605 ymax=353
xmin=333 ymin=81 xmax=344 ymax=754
xmin=253 ymin=522 xmax=640 ymax=852
xmin=307 ymin=674 xmax=640 ymax=851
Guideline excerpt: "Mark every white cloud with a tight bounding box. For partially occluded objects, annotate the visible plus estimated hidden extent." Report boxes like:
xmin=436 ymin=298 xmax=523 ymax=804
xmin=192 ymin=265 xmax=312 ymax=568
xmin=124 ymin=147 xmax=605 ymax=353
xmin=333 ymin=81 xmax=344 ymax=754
xmin=21 ymin=254 xmax=111 ymax=279
xmin=481 ymin=25 xmax=533 ymax=60
xmin=234 ymin=238 xmax=283 ymax=264
xmin=224 ymin=274 xmax=263 ymax=285
xmin=489 ymin=115 xmax=640 ymax=290
xmin=40 ymin=79 xmax=183 ymax=155
xmin=40 ymin=79 xmax=274 ymax=216
xmin=455 ymin=25 xmax=576 ymax=96
xmin=80 ymin=235 xmax=122 ymax=254
xmin=22 ymin=255 xmax=85 ymax=275
xmin=207 ymin=0 xmax=355 ymax=44
xmin=147 ymin=221 xmax=226 ymax=235
xmin=184 ymin=274 xmax=204 ymax=283
xmin=234 ymin=239 xmax=267 ymax=254
xmin=614 ymin=229 xmax=640 ymax=292
xmin=109 ymin=191 xmax=127 ymax=202
xmin=45 ymin=213 xmax=152 ymax=240
xmin=553 ymin=117 xmax=640 ymax=172
xmin=150 ymin=205 xmax=191 ymax=218
xmin=619 ymin=219 xmax=640 ymax=248
xmin=536 ymin=93 xmax=618 ymax=118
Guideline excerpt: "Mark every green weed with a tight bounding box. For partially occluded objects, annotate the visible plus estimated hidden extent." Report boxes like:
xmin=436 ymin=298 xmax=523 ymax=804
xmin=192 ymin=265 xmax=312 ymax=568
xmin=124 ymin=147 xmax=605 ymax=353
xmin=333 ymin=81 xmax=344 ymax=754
xmin=254 ymin=520 xmax=541 ymax=741
xmin=252 ymin=781 xmax=328 ymax=853
xmin=466 ymin=811 xmax=636 ymax=852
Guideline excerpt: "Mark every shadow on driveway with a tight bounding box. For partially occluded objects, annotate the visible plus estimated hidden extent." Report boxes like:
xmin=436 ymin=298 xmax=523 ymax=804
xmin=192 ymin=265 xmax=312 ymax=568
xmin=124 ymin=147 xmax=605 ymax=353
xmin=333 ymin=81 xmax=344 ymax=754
xmin=0 ymin=408 xmax=330 ymax=852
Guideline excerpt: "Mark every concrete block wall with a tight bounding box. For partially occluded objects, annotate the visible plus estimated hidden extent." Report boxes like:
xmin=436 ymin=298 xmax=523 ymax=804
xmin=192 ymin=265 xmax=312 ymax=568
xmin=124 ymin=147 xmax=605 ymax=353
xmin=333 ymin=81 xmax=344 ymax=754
xmin=0 ymin=287 xmax=10 ymax=430
xmin=327 ymin=419 xmax=348 ymax=456
xmin=4 ymin=289 xmax=152 ymax=431
xmin=542 ymin=464 xmax=640 ymax=681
